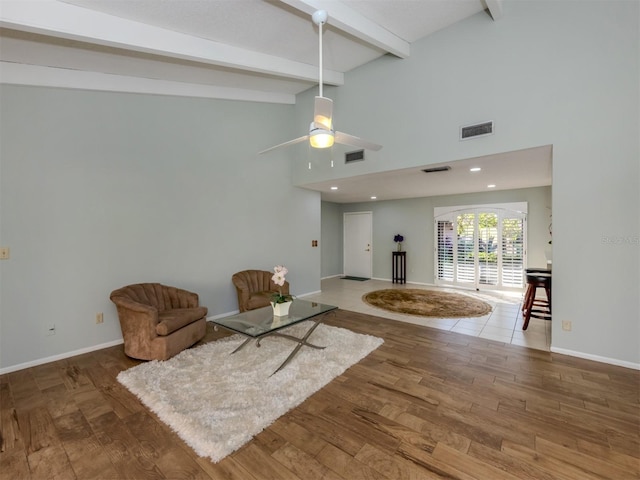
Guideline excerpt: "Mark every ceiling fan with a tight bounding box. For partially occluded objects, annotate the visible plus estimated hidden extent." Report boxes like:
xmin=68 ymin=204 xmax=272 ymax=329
xmin=259 ymin=10 xmax=382 ymax=155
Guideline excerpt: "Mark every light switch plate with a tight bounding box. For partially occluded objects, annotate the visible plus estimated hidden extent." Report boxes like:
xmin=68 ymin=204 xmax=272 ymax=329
xmin=0 ymin=247 xmax=9 ymax=260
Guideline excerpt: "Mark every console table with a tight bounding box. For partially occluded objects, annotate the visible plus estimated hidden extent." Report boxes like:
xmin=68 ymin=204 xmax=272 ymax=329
xmin=392 ymin=251 xmax=406 ymax=284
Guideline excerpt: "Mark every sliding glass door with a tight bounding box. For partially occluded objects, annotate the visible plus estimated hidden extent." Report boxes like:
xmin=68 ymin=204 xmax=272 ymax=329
xmin=435 ymin=203 xmax=526 ymax=290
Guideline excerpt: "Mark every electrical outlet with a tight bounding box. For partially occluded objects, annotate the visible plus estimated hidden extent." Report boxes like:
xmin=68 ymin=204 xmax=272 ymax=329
xmin=562 ymin=320 xmax=572 ymax=331
xmin=46 ymin=324 xmax=56 ymax=336
xmin=0 ymin=247 xmax=9 ymax=260
xmin=96 ymin=312 xmax=104 ymax=324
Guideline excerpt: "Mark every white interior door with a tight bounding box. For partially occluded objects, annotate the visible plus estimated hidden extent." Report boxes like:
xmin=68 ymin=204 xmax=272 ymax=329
xmin=344 ymin=212 xmax=372 ymax=278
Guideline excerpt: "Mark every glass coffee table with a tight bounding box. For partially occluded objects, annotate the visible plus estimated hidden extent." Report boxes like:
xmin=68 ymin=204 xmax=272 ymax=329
xmin=211 ymin=299 xmax=338 ymax=375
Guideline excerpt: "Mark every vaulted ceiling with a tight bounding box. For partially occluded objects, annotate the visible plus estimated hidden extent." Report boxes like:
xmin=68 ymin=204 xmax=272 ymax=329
xmin=1 ymin=1 xmax=553 ymax=203
xmin=0 ymin=0 xmax=502 ymax=103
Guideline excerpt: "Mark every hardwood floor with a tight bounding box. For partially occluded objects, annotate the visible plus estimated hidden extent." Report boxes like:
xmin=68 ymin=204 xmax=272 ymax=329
xmin=1 ymin=310 xmax=639 ymax=479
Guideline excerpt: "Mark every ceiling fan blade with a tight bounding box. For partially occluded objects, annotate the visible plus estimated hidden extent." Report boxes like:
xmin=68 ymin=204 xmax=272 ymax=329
xmin=314 ymin=96 xmax=333 ymax=130
xmin=335 ymin=131 xmax=383 ymax=151
xmin=258 ymin=135 xmax=309 ymax=154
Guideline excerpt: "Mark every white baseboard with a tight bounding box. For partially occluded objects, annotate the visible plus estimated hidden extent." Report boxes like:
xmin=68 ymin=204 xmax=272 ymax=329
xmin=297 ymin=290 xmax=322 ymax=297
xmin=321 ymin=274 xmax=343 ymax=280
xmin=207 ymin=310 xmax=239 ymax=320
xmin=0 ymin=339 xmax=125 ymax=375
xmin=205 ymin=291 xmax=323 ymax=323
xmin=550 ymin=346 xmax=640 ymax=371
xmin=7 ymin=304 xmax=635 ymax=376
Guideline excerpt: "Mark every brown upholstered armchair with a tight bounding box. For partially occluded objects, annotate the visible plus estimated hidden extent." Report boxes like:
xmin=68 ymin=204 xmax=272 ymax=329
xmin=232 ymin=270 xmax=290 ymax=312
xmin=110 ymin=283 xmax=207 ymax=361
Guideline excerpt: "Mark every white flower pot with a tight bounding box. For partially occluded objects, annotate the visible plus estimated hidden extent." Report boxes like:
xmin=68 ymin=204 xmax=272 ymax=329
xmin=271 ymin=300 xmax=292 ymax=317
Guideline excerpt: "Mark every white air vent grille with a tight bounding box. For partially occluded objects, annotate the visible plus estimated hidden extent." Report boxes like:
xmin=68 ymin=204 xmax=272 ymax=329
xmin=345 ymin=150 xmax=365 ymax=163
xmin=460 ymin=121 xmax=494 ymax=140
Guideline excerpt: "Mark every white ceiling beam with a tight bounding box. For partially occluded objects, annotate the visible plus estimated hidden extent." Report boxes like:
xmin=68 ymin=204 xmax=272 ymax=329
xmin=483 ymin=0 xmax=503 ymax=21
xmin=0 ymin=62 xmax=296 ymax=104
xmin=0 ymin=0 xmax=344 ymax=85
xmin=280 ymin=0 xmax=411 ymax=59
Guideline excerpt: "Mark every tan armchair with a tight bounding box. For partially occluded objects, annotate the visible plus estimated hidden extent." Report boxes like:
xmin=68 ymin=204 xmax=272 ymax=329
xmin=110 ymin=283 xmax=207 ymax=361
xmin=232 ymin=270 xmax=289 ymax=312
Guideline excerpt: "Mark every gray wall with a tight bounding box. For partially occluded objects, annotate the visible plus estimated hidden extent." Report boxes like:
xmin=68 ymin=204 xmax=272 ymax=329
xmin=1 ymin=1 xmax=637 ymax=370
xmin=0 ymin=86 xmax=321 ymax=371
xmin=323 ymin=186 xmax=551 ymax=282
xmin=320 ymin=201 xmax=343 ymax=278
xmin=306 ymin=1 xmax=639 ymax=366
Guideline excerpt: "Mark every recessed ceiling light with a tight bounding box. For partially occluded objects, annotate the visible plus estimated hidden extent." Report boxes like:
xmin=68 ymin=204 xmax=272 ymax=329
xmin=370 ymin=196 xmax=377 ymax=200
xmin=330 ymin=186 xmax=338 ymax=190
xmin=487 ymin=184 xmax=496 ymax=188
xmin=470 ymin=167 xmax=481 ymax=172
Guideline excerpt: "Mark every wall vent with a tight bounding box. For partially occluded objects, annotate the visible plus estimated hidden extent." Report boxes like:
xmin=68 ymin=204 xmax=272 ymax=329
xmin=422 ymin=166 xmax=451 ymax=173
xmin=460 ymin=121 xmax=494 ymax=140
xmin=345 ymin=149 xmax=365 ymax=163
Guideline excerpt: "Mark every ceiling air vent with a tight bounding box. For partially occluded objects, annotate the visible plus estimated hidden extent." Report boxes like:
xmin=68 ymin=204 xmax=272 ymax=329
xmin=460 ymin=121 xmax=494 ymax=140
xmin=422 ymin=166 xmax=451 ymax=173
xmin=345 ymin=149 xmax=365 ymax=163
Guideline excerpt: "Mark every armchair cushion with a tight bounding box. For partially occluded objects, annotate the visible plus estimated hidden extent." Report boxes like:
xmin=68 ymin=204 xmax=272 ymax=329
xmin=110 ymin=283 xmax=207 ymax=361
xmin=157 ymin=307 xmax=208 ymax=336
xmin=232 ymin=270 xmax=290 ymax=312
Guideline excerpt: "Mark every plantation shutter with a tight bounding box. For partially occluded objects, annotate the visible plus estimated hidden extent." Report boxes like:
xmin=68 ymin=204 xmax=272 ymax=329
xmin=436 ymin=220 xmax=454 ymax=281
xmin=434 ymin=203 xmax=527 ymax=290
xmin=478 ymin=213 xmax=498 ymax=286
xmin=501 ymin=217 xmax=525 ymax=287
xmin=456 ymin=213 xmax=476 ymax=285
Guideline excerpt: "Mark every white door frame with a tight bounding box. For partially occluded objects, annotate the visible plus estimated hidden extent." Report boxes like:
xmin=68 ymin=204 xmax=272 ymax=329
xmin=343 ymin=211 xmax=373 ymax=278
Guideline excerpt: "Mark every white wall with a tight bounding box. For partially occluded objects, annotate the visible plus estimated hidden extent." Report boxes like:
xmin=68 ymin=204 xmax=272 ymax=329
xmin=306 ymin=1 xmax=640 ymax=367
xmin=0 ymin=86 xmax=321 ymax=371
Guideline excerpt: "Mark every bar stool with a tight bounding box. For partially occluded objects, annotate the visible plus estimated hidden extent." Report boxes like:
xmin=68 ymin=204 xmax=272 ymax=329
xmin=522 ymin=272 xmax=551 ymax=330
xmin=522 ymin=267 xmax=551 ymax=314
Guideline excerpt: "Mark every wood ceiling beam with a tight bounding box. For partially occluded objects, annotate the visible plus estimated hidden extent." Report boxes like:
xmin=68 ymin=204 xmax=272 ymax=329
xmin=281 ymin=0 xmax=411 ymax=59
xmin=0 ymin=0 xmax=344 ymax=85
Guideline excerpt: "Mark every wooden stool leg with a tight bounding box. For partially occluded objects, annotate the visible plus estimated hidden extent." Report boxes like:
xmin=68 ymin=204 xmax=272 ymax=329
xmin=522 ymin=283 xmax=533 ymax=313
xmin=522 ymin=285 xmax=535 ymax=330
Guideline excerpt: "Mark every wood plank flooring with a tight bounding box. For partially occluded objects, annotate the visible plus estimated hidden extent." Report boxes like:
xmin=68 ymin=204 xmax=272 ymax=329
xmin=1 ymin=309 xmax=638 ymax=479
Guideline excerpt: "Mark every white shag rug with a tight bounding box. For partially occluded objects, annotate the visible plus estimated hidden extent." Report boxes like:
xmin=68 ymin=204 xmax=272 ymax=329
xmin=117 ymin=321 xmax=383 ymax=463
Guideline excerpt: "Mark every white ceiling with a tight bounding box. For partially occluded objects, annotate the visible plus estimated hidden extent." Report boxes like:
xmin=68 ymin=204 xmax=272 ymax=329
xmin=0 ymin=0 xmax=554 ymax=204
xmin=306 ymin=145 xmax=553 ymax=203
xmin=0 ymin=0 xmax=502 ymax=102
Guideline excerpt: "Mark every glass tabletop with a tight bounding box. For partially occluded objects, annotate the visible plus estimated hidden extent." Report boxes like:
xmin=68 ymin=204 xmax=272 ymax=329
xmin=212 ymin=299 xmax=338 ymax=338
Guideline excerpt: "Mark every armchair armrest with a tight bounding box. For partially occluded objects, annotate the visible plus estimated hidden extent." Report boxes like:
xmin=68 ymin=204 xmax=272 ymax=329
xmin=110 ymin=295 xmax=160 ymax=338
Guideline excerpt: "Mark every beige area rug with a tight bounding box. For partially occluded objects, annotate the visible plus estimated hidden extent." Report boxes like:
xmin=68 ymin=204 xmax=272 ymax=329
xmin=117 ymin=321 xmax=383 ymax=463
xmin=363 ymin=288 xmax=492 ymax=318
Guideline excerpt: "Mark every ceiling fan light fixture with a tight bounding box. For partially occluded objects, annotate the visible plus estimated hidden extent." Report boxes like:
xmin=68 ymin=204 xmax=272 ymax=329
xmin=314 ymin=114 xmax=332 ymax=130
xmin=258 ymin=10 xmax=381 ymax=154
xmin=309 ymin=129 xmax=335 ymax=148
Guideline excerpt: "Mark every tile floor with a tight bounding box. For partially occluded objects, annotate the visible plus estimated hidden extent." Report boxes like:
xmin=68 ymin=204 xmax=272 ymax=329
xmin=303 ymin=277 xmax=551 ymax=351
